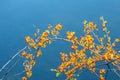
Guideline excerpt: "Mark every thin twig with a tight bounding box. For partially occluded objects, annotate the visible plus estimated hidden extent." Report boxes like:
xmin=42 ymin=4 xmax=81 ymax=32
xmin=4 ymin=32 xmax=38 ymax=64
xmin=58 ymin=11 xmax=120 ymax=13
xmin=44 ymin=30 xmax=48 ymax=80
xmin=14 ymin=70 xmax=26 ymax=76
xmin=0 ymin=46 xmax=28 ymax=72
xmin=0 ymin=57 xmax=21 ymax=80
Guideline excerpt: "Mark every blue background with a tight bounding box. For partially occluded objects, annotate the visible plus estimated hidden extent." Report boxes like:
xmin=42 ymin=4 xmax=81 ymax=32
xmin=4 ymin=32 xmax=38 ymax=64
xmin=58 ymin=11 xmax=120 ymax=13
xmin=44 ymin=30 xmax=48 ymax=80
xmin=0 ymin=0 xmax=120 ymax=80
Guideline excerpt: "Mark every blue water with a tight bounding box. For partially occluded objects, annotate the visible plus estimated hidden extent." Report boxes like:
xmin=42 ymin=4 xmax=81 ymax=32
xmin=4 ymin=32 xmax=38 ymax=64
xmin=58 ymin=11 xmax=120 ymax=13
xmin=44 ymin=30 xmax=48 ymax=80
xmin=0 ymin=0 xmax=120 ymax=80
